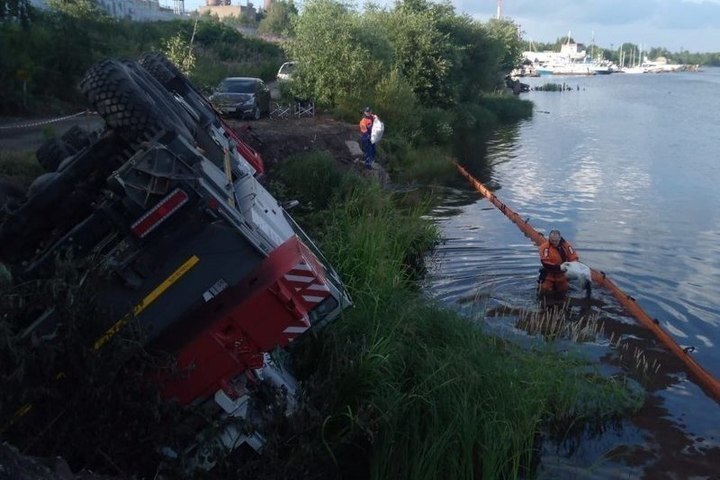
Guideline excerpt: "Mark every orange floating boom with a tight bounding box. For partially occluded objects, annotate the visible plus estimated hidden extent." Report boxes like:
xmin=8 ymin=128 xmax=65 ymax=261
xmin=455 ymin=163 xmax=720 ymax=404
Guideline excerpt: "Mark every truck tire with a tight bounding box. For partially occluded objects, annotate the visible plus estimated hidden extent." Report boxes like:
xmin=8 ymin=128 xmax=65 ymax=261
xmin=138 ymin=52 xmax=189 ymax=93
xmin=0 ymin=179 xmax=25 ymax=212
xmin=36 ymin=125 xmax=96 ymax=171
xmin=121 ymin=59 xmax=198 ymax=137
xmin=138 ymin=53 xmax=218 ymax=126
xmin=138 ymin=52 xmax=178 ymax=89
xmin=36 ymin=137 xmax=72 ymax=172
xmin=79 ymin=59 xmax=191 ymax=144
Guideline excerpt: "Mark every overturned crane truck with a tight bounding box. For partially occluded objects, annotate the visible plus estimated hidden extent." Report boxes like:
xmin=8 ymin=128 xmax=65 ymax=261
xmin=0 ymin=54 xmax=351 ymax=467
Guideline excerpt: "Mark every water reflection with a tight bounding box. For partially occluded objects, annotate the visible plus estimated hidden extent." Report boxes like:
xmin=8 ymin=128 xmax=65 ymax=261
xmin=426 ymin=70 xmax=720 ymax=478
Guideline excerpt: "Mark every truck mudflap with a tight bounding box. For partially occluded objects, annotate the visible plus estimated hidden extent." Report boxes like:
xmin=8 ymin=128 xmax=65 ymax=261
xmin=157 ymin=235 xmax=337 ymax=405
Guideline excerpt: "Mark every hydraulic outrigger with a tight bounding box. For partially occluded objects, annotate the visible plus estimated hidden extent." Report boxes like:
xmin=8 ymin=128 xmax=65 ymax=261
xmin=455 ymin=163 xmax=720 ymax=404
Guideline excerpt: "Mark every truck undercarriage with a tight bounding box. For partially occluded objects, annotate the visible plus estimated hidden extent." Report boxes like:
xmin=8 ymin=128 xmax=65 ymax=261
xmin=0 ymin=54 xmax=351 ymax=471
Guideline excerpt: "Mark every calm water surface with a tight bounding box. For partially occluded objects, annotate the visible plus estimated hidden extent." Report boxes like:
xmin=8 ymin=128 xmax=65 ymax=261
xmin=424 ymin=69 xmax=720 ymax=477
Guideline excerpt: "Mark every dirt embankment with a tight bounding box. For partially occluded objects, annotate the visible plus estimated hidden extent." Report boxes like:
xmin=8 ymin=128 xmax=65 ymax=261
xmin=228 ymin=114 xmax=363 ymax=170
xmin=0 ymin=112 xmax=370 ymax=176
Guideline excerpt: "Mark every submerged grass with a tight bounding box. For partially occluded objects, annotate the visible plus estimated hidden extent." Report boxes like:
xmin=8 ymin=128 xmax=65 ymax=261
xmin=260 ymin=151 xmax=643 ymax=480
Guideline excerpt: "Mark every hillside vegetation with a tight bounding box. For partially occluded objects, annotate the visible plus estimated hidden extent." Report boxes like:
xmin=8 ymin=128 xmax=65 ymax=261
xmin=0 ymin=2 xmax=643 ymax=479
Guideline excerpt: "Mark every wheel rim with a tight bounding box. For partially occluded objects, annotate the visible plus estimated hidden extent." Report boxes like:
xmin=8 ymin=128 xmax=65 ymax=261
xmin=253 ymin=106 xmax=261 ymax=120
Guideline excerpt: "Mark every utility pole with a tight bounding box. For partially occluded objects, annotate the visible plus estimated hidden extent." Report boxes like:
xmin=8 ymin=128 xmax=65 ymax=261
xmin=496 ymin=0 xmax=503 ymax=20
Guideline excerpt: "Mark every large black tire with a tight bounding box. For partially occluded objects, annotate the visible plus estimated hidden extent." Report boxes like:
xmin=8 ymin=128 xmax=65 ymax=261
xmin=36 ymin=125 xmax=96 ymax=171
xmin=0 ymin=133 xmax=126 ymax=262
xmin=36 ymin=137 xmax=73 ymax=171
xmin=122 ymin=59 xmax=198 ymax=137
xmin=138 ymin=52 xmax=218 ymax=126
xmin=0 ymin=179 xmax=25 ymax=213
xmin=79 ymin=59 xmax=192 ymax=144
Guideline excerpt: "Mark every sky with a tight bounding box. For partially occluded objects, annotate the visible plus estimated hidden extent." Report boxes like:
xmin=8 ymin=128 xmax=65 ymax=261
xmin=180 ymin=0 xmax=720 ymax=53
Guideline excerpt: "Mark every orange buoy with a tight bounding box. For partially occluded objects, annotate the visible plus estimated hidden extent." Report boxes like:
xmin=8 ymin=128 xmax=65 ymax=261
xmin=456 ymin=163 xmax=720 ymax=403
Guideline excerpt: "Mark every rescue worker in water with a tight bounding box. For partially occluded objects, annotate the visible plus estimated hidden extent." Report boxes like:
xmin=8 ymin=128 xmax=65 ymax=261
xmin=538 ymin=229 xmax=579 ymax=294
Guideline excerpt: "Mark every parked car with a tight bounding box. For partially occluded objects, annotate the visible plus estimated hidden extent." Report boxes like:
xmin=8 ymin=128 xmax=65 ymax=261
xmin=209 ymin=77 xmax=271 ymax=120
xmin=276 ymin=61 xmax=296 ymax=82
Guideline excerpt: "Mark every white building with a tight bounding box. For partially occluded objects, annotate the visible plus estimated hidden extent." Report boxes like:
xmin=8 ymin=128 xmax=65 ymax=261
xmin=30 ymin=0 xmax=186 ymax=21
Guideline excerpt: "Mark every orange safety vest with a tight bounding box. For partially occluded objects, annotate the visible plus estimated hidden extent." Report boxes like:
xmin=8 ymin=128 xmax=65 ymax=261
xmin=359 ymin=116 xmax=373 ymax=136
xmin=539 ymin=239 xmax=578 ymax=271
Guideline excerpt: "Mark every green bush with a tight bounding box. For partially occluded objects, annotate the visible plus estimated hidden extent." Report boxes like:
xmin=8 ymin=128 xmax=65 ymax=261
xmin=395 ymin=146 xmax=456 ymax=185
xmin=418 ymin=107 xmax=455 ymax=146
xmin=275 ymin=152 xmax=344 ymax=212
xmin=452 ymin=102 xmax=498 ymax=137
xmin=0 ymin=13 xmax=285 ymax=114
xmin=478 ymin=94 xmax=533 ymax=122
xmin=372 ymin=70 xmax=420 ymax=141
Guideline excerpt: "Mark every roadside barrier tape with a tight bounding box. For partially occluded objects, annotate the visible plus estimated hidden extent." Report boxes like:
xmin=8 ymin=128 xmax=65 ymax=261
xmin=455 ymin=162 xmax=720 ymax=404
xmin=0 ymin=110 xmax=94 ymax=131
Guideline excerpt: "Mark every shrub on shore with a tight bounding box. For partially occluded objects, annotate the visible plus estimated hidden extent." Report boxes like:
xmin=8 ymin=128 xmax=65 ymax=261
xmin=244 ymin=151 xmax=643 ymax=480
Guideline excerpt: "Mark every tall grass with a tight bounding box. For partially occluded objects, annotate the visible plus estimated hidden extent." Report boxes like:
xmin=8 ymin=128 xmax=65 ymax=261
xmin=390 ymin=145 xmax=457 ymax=185
xmin=260 ymin=153 xmax=643 ymax=480
xmin=477 ymin=94 xmax=534 ymax=123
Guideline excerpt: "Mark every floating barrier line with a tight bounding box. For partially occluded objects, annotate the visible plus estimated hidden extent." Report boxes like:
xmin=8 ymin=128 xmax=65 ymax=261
xmin=455 ymin=162 xmax=720 ymax=404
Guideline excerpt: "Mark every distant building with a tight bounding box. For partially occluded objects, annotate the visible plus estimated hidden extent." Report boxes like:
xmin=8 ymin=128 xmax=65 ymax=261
xmin=199 ymin=2 xmax=257 ymax=20
xmin=29 ymin=0 xmax=185 ymax=20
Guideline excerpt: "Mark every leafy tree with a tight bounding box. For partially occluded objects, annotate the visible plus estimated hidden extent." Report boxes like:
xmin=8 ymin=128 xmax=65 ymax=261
xmin=163 ymin=32 xmax=196 ymax=76
xmin=0 ymin=0 xmax=30 ymax=22
xmin=46 ymin=0 xmax=105 ymax=20
xmin=485 ymin=18 xmax=522 ymax=73
xmin=257 ymin=0 xmax=297 ymax=36
xmin=379 ymin=0 xmax=455 ymax=106
xmin=288 ymin=0 xmax=387 ymax=106
xmin=442 ymin=15 xmax=501 ymax=100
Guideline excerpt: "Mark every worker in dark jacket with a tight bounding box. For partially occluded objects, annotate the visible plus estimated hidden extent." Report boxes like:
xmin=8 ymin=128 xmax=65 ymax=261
xmin=538 ymin=229 xmax=579 ymax=294
xmin=359 ymin=106 xmax=375 ymax=170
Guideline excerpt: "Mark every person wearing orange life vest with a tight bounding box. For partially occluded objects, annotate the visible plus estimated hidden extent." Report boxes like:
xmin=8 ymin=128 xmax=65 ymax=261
xmin=538 ymin=229 xmax=579 ymax=294
xmin=359 ymin=106 xmax=375 ymax=170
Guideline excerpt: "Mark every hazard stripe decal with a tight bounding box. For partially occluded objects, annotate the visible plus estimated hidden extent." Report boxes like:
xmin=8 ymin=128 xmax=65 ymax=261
xmin=283 ymin=326 xmax=309 ymax=334
xmin=284 ymin=274 xmax=314 ymax=283
xmin=302 ymin=295 xmax=326 ymax=303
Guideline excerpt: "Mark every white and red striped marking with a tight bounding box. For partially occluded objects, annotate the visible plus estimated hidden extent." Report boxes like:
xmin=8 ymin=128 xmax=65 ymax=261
xmin=282 ymin=261 xmax=331 ymax=310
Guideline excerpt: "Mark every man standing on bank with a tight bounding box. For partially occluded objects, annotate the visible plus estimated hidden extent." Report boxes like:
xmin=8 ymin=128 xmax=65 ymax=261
xmin=538 ymin=229 xmax=579 ymax=294
xmin=359 ymin=106 xmax=375 ymax=170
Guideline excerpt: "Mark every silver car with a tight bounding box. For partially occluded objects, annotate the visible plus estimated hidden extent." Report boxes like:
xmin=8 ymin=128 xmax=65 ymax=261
xmin=209 ymin=77 xmax=271 ymax=120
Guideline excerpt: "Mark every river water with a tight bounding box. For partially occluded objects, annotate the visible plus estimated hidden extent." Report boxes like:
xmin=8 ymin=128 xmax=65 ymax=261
xmin=424 ymin=69 xmax=720 ymax=477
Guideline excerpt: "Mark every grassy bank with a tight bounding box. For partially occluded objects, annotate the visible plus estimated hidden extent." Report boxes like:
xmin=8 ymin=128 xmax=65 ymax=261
xmin=249 ymin=152 xmax=643 ymax=479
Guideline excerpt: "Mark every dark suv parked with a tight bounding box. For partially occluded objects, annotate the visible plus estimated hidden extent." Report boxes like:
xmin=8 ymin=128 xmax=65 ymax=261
xmin=208 ymin=77 xmax=271 ymax=120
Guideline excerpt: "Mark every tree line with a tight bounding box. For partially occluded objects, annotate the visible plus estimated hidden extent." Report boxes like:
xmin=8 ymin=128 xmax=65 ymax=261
xmin=2 ymin=0 xmax=531 ymax=149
